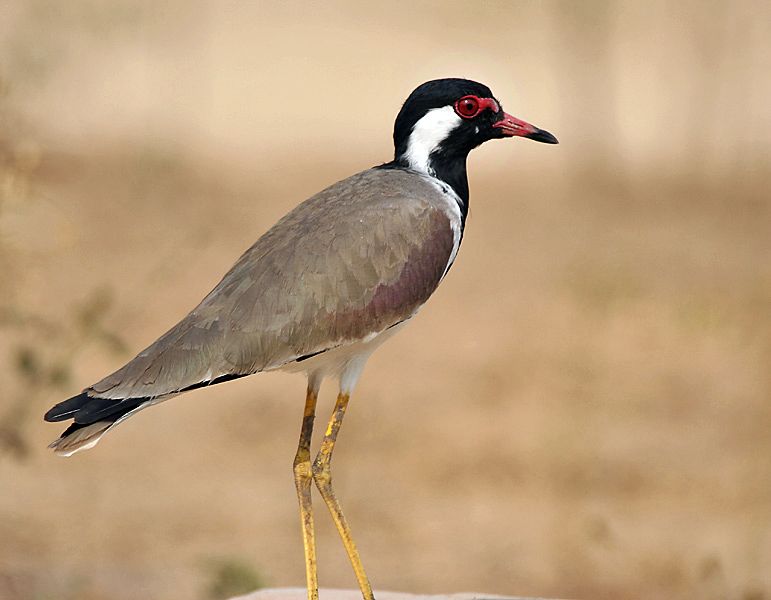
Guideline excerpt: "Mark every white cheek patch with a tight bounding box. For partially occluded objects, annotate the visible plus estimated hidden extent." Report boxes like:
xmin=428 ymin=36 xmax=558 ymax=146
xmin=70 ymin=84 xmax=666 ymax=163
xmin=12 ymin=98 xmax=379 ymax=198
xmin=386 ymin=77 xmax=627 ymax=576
xmin=403 ymin=105 xmax=462 ymax=175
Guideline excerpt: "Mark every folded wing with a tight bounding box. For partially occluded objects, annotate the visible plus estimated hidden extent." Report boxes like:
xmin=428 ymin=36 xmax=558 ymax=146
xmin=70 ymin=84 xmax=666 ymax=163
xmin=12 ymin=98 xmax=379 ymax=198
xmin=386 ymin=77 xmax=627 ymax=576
xmin=46 ymin=169 xmax=456 ymax=423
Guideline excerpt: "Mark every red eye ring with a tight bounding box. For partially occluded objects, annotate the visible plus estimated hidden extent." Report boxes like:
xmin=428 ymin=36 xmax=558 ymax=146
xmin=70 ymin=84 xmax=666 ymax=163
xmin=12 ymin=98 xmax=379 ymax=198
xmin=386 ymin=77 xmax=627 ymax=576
xmin=455 ymin=95 xmax=481 ymax=118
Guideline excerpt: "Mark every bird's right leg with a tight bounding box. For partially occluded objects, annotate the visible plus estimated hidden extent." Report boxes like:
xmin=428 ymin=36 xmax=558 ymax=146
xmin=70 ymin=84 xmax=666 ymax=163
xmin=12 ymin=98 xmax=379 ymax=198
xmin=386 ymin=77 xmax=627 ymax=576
xmin=312 ymin=391 xmax=374 ymax=600
xmin=293 ymin=377 xmax=321 ymax=600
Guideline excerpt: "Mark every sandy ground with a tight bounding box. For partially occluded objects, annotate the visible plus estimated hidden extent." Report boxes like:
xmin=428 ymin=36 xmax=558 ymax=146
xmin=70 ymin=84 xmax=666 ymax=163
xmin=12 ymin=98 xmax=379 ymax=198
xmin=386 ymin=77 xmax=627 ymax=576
xmin=1 ymin=3 xmax=770 ymax=600
xmin=230 ymin=589 xmax=542 ymax=600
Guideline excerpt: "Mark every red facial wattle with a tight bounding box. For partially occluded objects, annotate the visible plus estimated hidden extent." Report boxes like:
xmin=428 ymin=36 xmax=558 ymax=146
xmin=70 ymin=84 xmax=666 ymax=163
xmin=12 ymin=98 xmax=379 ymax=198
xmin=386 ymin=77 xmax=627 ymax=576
xmin=454 ymin=95 xmax=500 ymax=119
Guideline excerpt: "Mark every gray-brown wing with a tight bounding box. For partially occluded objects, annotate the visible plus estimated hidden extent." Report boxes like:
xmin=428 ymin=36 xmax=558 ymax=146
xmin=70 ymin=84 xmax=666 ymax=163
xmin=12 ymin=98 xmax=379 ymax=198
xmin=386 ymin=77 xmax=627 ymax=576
xmin=88 ymin=168 xmax=456 ymax=400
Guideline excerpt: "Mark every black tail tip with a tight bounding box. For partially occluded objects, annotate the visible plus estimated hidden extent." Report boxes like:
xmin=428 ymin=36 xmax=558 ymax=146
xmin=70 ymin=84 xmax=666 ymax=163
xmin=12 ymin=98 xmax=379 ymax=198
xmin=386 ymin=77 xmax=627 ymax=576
xmin=44 ymin=392 xmax=90 ymax=422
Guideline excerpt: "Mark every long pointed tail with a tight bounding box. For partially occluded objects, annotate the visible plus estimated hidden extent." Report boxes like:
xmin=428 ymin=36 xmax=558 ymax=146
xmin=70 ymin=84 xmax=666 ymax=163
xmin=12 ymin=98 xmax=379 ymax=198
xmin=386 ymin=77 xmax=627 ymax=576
xmin=45 ymin=393 xmax=149 ymax=456
xmin=45 ymin=374 xmax=247 ymax=456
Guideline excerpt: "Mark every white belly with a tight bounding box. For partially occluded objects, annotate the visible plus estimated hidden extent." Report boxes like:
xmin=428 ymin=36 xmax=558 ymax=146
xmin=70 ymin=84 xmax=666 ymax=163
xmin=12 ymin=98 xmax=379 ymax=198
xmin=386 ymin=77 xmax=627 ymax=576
xmin=275 ymin=319 xmax=411 ymax=394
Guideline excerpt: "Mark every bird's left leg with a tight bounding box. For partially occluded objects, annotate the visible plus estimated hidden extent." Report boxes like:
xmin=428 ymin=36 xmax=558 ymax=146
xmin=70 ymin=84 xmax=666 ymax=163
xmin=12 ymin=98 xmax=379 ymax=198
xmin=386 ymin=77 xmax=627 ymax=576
xmin=312 ymin=391 xmax=374 ymax=600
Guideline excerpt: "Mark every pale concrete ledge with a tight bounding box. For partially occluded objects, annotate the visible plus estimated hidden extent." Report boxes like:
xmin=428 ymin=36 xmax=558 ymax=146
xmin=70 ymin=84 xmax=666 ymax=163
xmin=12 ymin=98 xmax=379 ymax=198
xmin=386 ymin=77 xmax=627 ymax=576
xmin=231 ymin=588 xmax=553 ymax=600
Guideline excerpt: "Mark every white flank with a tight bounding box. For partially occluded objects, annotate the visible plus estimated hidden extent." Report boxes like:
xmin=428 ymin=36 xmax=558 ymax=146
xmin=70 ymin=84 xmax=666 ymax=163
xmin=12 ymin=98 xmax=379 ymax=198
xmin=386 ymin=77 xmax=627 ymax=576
xmin=339 ymin=353 xmax=371 ymax=396
xmin=402 ymin=105 xmax=461 ymax=175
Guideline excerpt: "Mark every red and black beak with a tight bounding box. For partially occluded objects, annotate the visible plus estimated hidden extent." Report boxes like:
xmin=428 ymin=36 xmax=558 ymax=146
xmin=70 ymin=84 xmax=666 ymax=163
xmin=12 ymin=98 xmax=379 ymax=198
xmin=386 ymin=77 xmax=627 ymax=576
xmin=493 ymin=112 xmax=558 ymax=144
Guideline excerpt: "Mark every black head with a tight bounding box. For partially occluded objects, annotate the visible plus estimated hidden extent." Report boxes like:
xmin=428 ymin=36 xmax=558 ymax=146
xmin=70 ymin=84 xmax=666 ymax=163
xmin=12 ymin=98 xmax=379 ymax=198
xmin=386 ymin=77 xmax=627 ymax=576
xmin=387 ymin=78 xmax=557 ymax=208
xmin=393 ymin=78 xmax=497 ymax=160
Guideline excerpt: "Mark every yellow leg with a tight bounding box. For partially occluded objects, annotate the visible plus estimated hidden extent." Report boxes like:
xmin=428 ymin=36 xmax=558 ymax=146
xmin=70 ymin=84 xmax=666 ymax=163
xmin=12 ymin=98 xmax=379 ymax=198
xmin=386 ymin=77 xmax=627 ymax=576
xmin=293 ymin=384 xmax=320 ymax=600
xmin=312 ymin=392 xmax=374 ymax=600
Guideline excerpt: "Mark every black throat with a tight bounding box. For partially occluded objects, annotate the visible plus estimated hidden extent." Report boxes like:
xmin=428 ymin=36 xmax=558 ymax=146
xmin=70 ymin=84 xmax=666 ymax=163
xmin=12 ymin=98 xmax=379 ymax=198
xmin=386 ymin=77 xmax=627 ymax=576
xmin=378 ymin=151 xmax=471 ymax=228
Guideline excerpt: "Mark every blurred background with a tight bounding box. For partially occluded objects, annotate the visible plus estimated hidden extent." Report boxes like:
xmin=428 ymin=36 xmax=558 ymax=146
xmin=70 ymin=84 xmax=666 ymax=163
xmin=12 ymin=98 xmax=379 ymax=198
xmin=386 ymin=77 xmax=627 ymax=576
xmin=1 ymin=1 xmax=769 ymax=599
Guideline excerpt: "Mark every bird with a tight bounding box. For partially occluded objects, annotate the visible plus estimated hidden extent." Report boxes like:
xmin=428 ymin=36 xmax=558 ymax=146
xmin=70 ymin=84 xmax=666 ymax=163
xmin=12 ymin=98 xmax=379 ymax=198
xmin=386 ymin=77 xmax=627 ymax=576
xmin=44 ymin=78 xmax=557 ymax=600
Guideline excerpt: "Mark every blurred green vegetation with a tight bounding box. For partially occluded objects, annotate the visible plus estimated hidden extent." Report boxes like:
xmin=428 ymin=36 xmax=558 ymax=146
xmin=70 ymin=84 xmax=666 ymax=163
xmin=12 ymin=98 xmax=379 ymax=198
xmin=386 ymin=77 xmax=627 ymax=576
xmin=0 ymin=120 xmax=126 ymax=459
xmin=203 ymin=557 xmax=266 ymax=600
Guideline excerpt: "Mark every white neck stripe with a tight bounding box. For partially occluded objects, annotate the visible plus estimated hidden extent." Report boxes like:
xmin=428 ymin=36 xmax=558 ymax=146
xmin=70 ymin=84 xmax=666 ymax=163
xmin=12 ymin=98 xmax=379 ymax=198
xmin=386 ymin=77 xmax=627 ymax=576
xmin=402 ymin=106 xmax=461 ymax=176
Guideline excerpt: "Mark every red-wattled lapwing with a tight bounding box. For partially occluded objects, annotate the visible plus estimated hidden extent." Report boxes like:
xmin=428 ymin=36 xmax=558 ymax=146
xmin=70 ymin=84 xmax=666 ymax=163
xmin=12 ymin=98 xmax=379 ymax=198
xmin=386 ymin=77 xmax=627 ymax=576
xmin=45 ymin=78 xmax=557 ymax=600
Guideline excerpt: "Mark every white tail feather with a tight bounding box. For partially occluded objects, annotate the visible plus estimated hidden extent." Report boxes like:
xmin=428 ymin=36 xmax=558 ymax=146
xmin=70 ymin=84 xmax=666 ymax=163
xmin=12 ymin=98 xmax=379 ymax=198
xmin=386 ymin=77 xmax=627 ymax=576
xmin=48 ymin=421 xmax=113 ymax=456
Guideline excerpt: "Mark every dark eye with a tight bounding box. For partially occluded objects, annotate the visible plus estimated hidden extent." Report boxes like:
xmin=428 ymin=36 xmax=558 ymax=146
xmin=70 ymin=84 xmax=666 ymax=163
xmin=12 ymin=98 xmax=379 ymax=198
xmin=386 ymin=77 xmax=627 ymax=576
xmin=455 ymin=96 xmax=481 ymax=118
